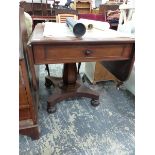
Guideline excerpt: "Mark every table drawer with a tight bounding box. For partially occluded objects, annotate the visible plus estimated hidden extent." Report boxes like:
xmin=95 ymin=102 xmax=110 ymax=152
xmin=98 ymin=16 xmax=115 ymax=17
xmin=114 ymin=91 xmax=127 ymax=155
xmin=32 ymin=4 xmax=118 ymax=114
xmin=33 ymin=44 xmax=132 ymax=64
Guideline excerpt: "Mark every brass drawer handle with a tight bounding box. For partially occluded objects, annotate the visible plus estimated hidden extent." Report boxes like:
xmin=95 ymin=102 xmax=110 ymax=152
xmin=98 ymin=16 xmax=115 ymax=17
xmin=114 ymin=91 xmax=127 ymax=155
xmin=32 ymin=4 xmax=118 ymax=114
xmin=83 ymin=49 xmax=93 ymax=56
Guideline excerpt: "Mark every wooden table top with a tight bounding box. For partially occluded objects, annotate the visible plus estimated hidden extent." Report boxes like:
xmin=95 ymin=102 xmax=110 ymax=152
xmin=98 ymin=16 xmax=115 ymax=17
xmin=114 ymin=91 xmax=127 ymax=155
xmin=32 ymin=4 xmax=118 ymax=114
xmin=29 ymin=23 xmax=135 ymax=45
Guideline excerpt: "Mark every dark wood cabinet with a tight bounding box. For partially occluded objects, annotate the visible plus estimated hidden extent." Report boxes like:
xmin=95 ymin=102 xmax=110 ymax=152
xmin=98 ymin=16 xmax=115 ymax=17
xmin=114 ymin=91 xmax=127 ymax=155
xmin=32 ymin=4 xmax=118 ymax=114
xmin=99 ymin=3 xmax=121 ymax=14
xmin=19 ymin=58 xmax=39 ymax=140
xmin=19 ymin=7 xmax=39 ymax=140
xmin=75 ymin=0 xmax=92 ymax=14
xmin=20 ymin=1 xmax=52 ymax=16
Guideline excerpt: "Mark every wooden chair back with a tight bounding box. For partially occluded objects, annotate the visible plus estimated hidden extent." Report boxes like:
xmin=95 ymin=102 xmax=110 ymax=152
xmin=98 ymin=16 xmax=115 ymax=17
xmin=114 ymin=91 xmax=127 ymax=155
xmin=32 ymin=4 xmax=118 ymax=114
xmin=56 ymin=14 xmax=78 ymax=23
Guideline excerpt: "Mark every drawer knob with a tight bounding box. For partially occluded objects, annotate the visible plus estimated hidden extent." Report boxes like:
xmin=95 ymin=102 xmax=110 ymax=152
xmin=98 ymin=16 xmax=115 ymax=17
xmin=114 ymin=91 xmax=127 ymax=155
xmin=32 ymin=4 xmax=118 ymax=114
xmin=83 ymin=49 xmax=93 ymax=56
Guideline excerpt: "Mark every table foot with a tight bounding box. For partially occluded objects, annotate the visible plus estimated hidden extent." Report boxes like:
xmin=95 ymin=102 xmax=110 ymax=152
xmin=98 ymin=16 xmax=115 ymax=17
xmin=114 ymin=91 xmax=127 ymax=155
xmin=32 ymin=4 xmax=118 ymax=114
xmin=47 ymin=105 xmax=57 ymax=114
xmin=116 ymin=81 xmax=123 ymax=90
xmin=47 ymin=84 xmax=99 ymax=112
xmin=91 ymin=99 xmax=100 ymax=107
xmin=46 ymin=63 xmax=100 ymax=113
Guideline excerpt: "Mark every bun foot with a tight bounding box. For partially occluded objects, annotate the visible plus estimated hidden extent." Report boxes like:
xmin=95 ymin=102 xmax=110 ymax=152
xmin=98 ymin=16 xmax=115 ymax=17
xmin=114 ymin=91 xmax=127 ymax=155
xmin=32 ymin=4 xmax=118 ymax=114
xmin=47 ymin=106 xmax=57 ymax=113
xmin=91 ymin=99 xmax=100 ymax=107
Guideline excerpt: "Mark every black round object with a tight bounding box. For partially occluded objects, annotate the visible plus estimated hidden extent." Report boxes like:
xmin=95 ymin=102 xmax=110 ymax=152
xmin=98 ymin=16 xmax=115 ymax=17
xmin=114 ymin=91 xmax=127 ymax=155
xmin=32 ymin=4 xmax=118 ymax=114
xmin=73 ymin=23 xmax=86 ymax=38
xmin=66 ymin=17 xmax=86 ymax=38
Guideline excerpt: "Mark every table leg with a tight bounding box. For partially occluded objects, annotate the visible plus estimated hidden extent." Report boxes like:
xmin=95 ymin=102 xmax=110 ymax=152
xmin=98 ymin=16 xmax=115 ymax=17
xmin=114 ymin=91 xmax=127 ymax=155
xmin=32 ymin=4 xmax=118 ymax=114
xmin=47 ymin=63 xmax=100 ymax=113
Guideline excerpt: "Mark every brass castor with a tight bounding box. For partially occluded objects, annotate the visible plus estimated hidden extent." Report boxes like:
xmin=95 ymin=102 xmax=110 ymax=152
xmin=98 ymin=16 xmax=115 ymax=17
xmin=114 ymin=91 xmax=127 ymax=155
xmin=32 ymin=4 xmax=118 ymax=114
xmin=91 ymin=99 xmax=100 ymax=107
xmin=47 ymin=106 xmax=57 ymax=113
xmin=116 ymin=81 xmax=123 ymax=90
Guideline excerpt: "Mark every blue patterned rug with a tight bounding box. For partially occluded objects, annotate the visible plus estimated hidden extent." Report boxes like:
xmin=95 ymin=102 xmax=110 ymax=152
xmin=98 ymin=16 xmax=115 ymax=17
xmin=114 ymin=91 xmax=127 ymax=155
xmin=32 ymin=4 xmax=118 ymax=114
xmin=19 ymin=64 xmax=135 ymax=155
